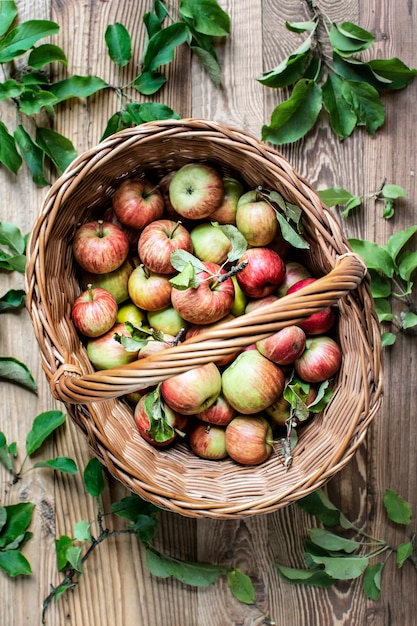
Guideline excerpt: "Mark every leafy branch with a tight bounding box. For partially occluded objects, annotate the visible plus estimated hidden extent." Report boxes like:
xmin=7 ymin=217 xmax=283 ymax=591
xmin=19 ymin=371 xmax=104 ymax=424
xmin=318 ymin=181 xmax=407 ymax=219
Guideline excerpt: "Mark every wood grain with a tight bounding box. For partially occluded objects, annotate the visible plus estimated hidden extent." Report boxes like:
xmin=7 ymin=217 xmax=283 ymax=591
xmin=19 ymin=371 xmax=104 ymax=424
xmin=1 ymin=1 xmax=416 ymax=625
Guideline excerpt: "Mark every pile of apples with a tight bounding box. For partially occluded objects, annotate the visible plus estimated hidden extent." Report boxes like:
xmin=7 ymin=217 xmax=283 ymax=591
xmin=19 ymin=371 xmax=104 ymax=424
xmin=70 ymin=162 xmax=342 ymax=466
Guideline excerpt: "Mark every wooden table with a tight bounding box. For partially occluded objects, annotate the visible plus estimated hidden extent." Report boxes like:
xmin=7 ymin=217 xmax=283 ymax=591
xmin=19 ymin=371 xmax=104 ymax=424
xmin=1 ymin=1 xmax=416 ymax=624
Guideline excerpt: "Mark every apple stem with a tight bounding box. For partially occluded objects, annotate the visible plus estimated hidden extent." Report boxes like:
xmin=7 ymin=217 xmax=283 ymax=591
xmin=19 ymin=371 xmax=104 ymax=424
xmin=170 ymin=221 xmax=182 ymax=238
xmin=211 ymin=260 xmax=248 ymax=290
xmin=171 ymin=327 xmax=186 ymax=346
xmin=87 ymin=283 xmax=94 ymax=301
xmin=140 ymin=263 xmax=150 ymax=279
xmin=97 ymin=219 xmax=104 ymax=238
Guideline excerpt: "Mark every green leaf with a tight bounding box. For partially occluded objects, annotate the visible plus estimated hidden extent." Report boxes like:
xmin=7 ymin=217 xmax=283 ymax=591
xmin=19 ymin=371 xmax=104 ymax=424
xmin=146 ymin=548 xmax=226 ymax=586
xmin=143 ymin=22 xmax=188 ymax=72
xmin=368 ymin=270 xmax=391 ymax=299
xmin=191 ymin=45 xmax=221 ymax=87
xmin=28 ymin=43 xmax=67 ymax=68
xmin=48 ymin=75 xmax=108 ymax=103
xmin=169 ymin=262 xmax=199 ymax=290
xmin=105 ymin=23 xmax=132 ymax=67
xmin=133 ymin=70 xmax=167 ymax=95
xmin=329 ymin=21 xmax=374 ymax=57
xmin=129 ymin=513 xmax=158 ymax=544
xmin=0 ymin=20 xmax=60 ymax=63
xmin=308 ymin=528 xmax=361 ymax=553
xmin=0 ymin=356 xmax=37 ymax=393
xmin=322 ymin=73 xmax=357 ymax=139
xmin=135 ymin=102 xmax=180 ymax=122
xmin=55 ymin=535 xmax=73 ymax=571
xmin=83 ymin=457 xmax=105 ymax=498
xmin=35 ymin=127 xmax=78 ymax=174
xmin=154 ymin=0 xmax=169 ymax=22
xmin=66 ymin=545 xmax=83 ymax=573
xmin=385 ymin=227 xmax=417 ymax=263
xmin=13 ymin=125 xmax=49 ymax=186
xmin=227 ymin=568 xmax=255 ymax=604
xmin=317 ymin=186 xmax=354 ymax=207
xmin=381 ymin=184 xmax=407 ymax=200
xmin=308 ymin=554 xmax=369 ymax=580
xmin=262 ymin=79 xmax=322 ymax=145
xmin=275 ymin=211 xmax=309 ymax=250
xmin=0 ymin=503 xmax=34 ymax=548
xmin=0 ymin=221 xmax=26 ymax=254
xmin=397 ymin=541 xmax=413 ymax=568
xmin=275 ymin=563 xmax=337 ymax=587
xmin=18 ymin=88 xmax=58 ymax=115
xmin=348 ymin=238 xmax=395 ymax=277
xmin=215 ymin=224 xmax=247 ymax=262
xmin=170 ymin=249 xmax=206 ymax=274
xmin=341 ymin=80 xmax=385 ymax=136
xmin=0 ymin=78 xmax=23 ymax=100
xmin=257 ymin=37 xmax=312 ymax=88
xmin=286 ymin=20 xmax=317 ymax=33
xmin=363 ymin=562 xmax=383 ymax=600
xmin=381 ymin=332 xmax=396 ymax=347
xmin=401 ymin=311 xmax=417 ymax=330
xmin=143 ymin=11 xmax=162 ymax=39
xmin=0 ymin=550 xmax=32 ymax=577
xmin=111 ymin=494 xmax=159 ymax=522
xmin=33 ymin=456 xmax=78 ymax=474
xmin=0 ymin=506 xmax=7 ymax=533
xmin=26 ymin=410 xmax=66 ymax=456
xmin=398 ymin=249 xmax=417 ymax=282
xmin=0 ymin=252 xmax=26 ymax=273
xmin=341 ymin=196 xmax=362 ymax=218
xmin=367 ymin=57 xmax=417 ymax=90
xmin=0 ymin=121 xmax=22 ymax=174
xmin=0 ymin=0 xmax=18 ymax=37
xmin=143 ymin=388 xmax=175 ymax=443
xmin=373 ymin=298 xmax=395 ymax=323
xmin=100 ymin=111 xmax=133 ymax=140
xmin=179 ymin=0 xmax=230 ymax=37
xmin=383 ymin=488 xmax=412 ymax=525
xmin=382 ymin=199 xmax=394 ymax=220
xmin=74 ymin=520 xmax=92 ymax=543
xmin=297 ymin=489 xmax=353 ymax=529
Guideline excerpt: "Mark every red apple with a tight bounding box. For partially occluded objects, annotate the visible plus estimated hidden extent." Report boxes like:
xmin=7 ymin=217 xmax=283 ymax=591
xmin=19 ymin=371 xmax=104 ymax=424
xmin=137 ymin=219 xmax=193 ymax=274
xmin=197 ymin=393 xmax=236 ymax=426
xmin=256 ymin=325 xmax=306 ymax=365
xmin=287 ymin=278 xmax=336 ymax=335
xmin=189 ymin=222 xmax=232 ymax=264
xmin=128 ymin=264 xmax=172 ymax=311
xmin=189 ymin=421 xmax=228 ymax=460
xmin=221 ymin=349 xmax=285 ymax=414
xmin=235 ymin=190 xmax=278 ymax=246
xmin=245 ymin=294 xmax=279 ymax=314
xmin=185 ymin=314 xmax=239 ymax=366
xmin=171 ymin=262 xmax=235 ymax=325
xmin=161 ymin=362 xmax=222 ymax=415
xmin=134 ymin=391 xmax=187 ymax=447
xmin=112 ymin=177 xmax=164 ymax=230
xmin=168 ymin=163 xmax=224 ymax=220
xmin=225 ymin=414 xmax=274 ymax=465
xmin=236 ymin=247 xmax=286 ymax=298
xmin=81 ymin=257 xmax=134 ymax=304
xmin=208 ymin=176 xmax=244 ymax=225
xmin=71 ymin=284 xmax=118 ymax=337
xmin=158 ymin=171 xmax=183 ymax=221
xmin=294 ymin=336 xmax=342 ymax=383
xmin=86 ymin=322 xmax=139 ymax=370
xmin=102 ymin=206 xmax=139 ymax=250
xmin=72 ymin=220 xmax=129 ymax=274
xmin=277 ymin=261 xmax=312 ymax=297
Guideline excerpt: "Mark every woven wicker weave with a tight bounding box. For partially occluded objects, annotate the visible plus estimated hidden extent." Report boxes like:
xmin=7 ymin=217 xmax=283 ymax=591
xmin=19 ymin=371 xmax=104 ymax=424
xmin=25 ymin=118 xmax=383 ymax=518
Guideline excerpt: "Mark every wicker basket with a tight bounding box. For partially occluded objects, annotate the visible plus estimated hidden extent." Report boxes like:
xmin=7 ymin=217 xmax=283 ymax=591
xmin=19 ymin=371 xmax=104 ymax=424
xmin=25 ymin=118 xmax=383 ymax=519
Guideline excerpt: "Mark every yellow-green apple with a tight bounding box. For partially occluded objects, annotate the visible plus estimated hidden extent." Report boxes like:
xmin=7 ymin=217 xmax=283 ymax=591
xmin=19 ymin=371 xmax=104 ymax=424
xmin=147 ymin=306 xmax=188 ymax=336
xmin=231 ymin=275 xmax=247 ymax=316
xmin=72 ymin=220 xmax=129 ymax=274
xmin=185 ymin=314 xmax=240 ymax=366
xmin=236 ymin=247 xmax=286 ymax=298
xmin=208 ymin=176 xmax=244 ymax=225
xmin=171 ymin=262 xmax=235 ymax=325
xmin=128 ymin=265 xmax=172 ymax=311
xmin=277 ymin=261 xmax=312 ymax=297
xmin=116 ymin=301 xmax=148 ymax=327
xmin=294 ymin=336 xmax=342 ymax=383
xmin=256 ymin=325 xmax=306 ymax=365
xmin=189 ymin=421 xmax=228 ymax=460
xmin=112 ymin=177 xmax=164 ymax=230
xmin=235 ymin=190 xmax=278 ymax=246
xmin=71 ymin=284 xmax=118 ymax=337
xmin=161 ymin=362 xmax=222 ymax=415
xmin=86 ymin=322 xmax=139 ymax=370
xmin=137 ymin=219 xmax=193 ymax=274
xmin=286 ymin=278 xmax=335 ymax=334
xmin=225 ymin=414 xmax=274 ymax=465
xmin=197 ymin=393 xmax=236 ymax=426
xmin=168 ymin=163 xmax=224 ymax=220
xmin=189 ymin=223 xmax=232 ymax=264
xmin=221 ymin=349 xmax=285 ymax=414
xmin=81 ymin=257 xmax=134 ymax=304
xmin=134 ymin=390 xmax=187 ymax=447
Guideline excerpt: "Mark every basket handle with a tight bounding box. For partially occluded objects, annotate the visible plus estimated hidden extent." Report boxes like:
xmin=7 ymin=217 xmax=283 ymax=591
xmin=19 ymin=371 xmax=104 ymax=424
xmin=51 ymin=253 xmax=368 ymax=404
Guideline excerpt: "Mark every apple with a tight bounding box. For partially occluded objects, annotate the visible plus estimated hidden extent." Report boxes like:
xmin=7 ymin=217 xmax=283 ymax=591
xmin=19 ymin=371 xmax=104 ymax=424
xmin=161 ymin=362 xmax=222 ymax=415
xmin=225 ymin=414 xmax=274 ymax=465
xmin=256 ymin=325 xmax=306 ymax=365
xmin=168 ymin=163 xmax=224 ymax=220
xmin=137 ymin=219 xmax=193 ymax=274
xmin=147 ymin=306 xmax=188 ymax=336
xmin=245 ymin=294 xmax=278 ymax=314
xmin=266 ymin=385 xmax=317 ymax=427
xmin=277 ymin=261 xmax=312 ymax=297
xmin=197 ymin=393 xmax=236 ymax=426
xmin=138 ymin=333 xmax=176 ymax=359
xmin=112 ymin=177 xmax=164 ymax=230
xmin=171 ymin=262 xmax=235 ymax=325
xmin=221 ymin=349 xmax=285 ymax=414
xmin=208 ymin=176 xmax=244 ymax=225
xmin=185 ymin=314 xmax=240 ymax=366
xmin=235 ymin=190 xmax=278 ymax=246
xmin=128 ymin=264 xmax=172 ymax=311
xmin=134 ymin=391 xmax=187 ymax=447
xmin=116 ymin=301 xmax=148 ymax=327
xmin=230 ymin=275 xmax=247 ymax=316
xmin=268 ymin=230 xmax=291 ymax=259
xmin=81 ymin=257 xmax=134 ymax=304
xmin=102 ymin=206 xmax=139 ymax=250
xmin=71 ymin=284 xmax=118 ymax=337
xmin=189 ymin=223 xmax=232 ymax=264
xmin=236 ymin=247 xmax=286 ymax=298
xmin=189 ymin=421 xmax=228 ymax=460
xmin=294 ymin=336 xmax=342 ymax=383
xmin=286 ymin=278 xmax=336 ymax=335
xmin=158 ymin=171 xmax=182 ymax=221
xmin=72 ymin=220 xmax=129 ymax=274
xmin=86 ymin=322 xmax=139 ymax=370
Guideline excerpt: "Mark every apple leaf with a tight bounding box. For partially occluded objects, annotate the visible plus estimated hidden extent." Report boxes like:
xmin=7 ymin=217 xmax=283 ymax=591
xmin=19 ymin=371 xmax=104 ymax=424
xmin=105 ymin=23 xmax=132 ymax=68
xmin=297 ymin=488 xmax=354 ymax=529
xmin=322 ymin=73 xmax=358 ymax=139
xmin=143 ymin=387 xmax=175 ymax=444
xmin=396 ymin=541 xmax=413 ymax=568
xmin=257 ymin=36 xmax=313 ymax=88
xmin=383 ymin=488 xmax=412 ymax=525
xmin=276 ymin=563 xmax=337 ymax=587
xmin=146 ymin=547 xmax=226 ymax=586
xmin=133 ymin=70 xmax=167 ymax=95
xmin=0 ymin=120 xmax=22 ymax=174
xmin=214 ymin=224 xmax=247 ymax=263
xmin=227 ymin=568 xmax=255 ymax=604
xmin=363 ymin=562 xmax=383 ymax=600
xmin=83 ymin=457 xmax=105 ymax=498
xmin=25 ymin=410 xmax=66 ymax=456
xmin=0 ymin=357 xmax=37 ymax=393
xmin=13 ymin=125 xmax=49 ymax=186
xmin=341 ymin=80 xmax=385 ymax=136
xmin=33 ymin=456 xmax=78 ymax=474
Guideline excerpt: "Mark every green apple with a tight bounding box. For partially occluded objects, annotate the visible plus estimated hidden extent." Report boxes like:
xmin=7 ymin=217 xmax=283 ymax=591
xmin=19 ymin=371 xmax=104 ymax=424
xmin=236 ymin=190 xmax=278 ymax=246
xmin=209 ymin=176 xmax=244 ymax=225
xmin=147 ymin=305 xmax=188 ymax=336
xmin=230 ymin=275 xmax=247 ymax=316
xmin=190 ymin=222 xmax=232 ymax=264
xmin=116 ymin=301 xmax=148 ymax=327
